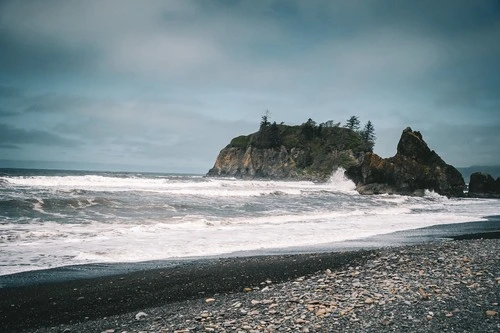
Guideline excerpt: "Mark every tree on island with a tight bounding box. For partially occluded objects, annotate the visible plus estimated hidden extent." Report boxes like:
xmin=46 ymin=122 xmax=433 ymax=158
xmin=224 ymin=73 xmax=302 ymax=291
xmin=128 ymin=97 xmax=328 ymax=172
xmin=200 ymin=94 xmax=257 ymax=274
xmin=269 ymin=121 xmax=282 ymax=147
xmin=256 ymin=111 xmax=282 ymax=148
xmin=322 ymin=120 xmax=340 ymax=128
xmin=301 ymin=118 xmax=316 ymax=141
xmin=360 ymin=120 xmax=376 ymax=151
xmin=345 ymin=116 xmax=360 ymax=131
xmin=260 ymin=110 xmax=270 ymax=130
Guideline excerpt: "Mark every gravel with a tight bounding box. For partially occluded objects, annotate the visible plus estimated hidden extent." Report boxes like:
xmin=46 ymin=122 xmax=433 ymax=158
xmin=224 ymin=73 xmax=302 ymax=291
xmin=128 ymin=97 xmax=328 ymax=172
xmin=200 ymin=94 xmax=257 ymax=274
xmin=25 ymin=239 xmax=499 ymax=333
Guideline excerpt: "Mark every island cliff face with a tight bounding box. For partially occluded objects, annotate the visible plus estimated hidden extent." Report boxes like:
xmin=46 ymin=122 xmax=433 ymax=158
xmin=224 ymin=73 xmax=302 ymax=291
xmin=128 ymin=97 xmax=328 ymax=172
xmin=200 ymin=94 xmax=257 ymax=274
xmin=207 ymin=123 xmax=369 ymax=181
xmin=207 ymin=125 xmax=465 ymax=197
xmin=345 ymin=128 xmax=465 ymax=197
xmin=208 ymin=145 xmax=300 ymax=179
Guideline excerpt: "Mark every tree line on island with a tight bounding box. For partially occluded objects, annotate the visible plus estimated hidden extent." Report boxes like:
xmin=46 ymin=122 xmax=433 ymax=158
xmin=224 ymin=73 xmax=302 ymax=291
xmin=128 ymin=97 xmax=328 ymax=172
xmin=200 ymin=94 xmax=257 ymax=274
xmin=221 ymin=112 xmax=377 ymax=176
xmin=254 ymin=112 xmax=375 ymax=152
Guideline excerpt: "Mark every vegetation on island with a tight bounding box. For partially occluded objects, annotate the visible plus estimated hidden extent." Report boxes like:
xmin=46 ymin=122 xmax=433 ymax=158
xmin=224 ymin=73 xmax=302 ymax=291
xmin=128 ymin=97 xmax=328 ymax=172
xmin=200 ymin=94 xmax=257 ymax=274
xmin=227 ymin=112 xmax=376 ymax=177
xmin=230 ymin=112 xmax=375 ymax=151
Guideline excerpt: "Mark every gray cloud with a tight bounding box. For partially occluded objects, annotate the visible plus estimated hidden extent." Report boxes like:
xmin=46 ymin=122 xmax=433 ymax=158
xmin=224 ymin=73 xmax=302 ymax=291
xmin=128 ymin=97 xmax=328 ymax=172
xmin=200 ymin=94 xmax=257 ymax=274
xmin=0 ymin=123 xmax=82 ymax=147
xmin=0 ymin=143 xmax=19 ymax=149
xmin=0 ymin=85 xmax=22 ymax=98
xmin=0 ymin=1 xmax=499 ymax=171
xmin=0 ymin=108 xmax=19 ymax=117
xmin=424 ymin=123 xmax=500 ymax=166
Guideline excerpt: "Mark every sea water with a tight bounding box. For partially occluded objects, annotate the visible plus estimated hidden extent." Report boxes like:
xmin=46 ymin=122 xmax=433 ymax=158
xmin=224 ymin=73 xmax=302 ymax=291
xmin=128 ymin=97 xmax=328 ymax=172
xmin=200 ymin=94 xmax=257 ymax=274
xmin=1 ymin=168 xmax=499 ymax=276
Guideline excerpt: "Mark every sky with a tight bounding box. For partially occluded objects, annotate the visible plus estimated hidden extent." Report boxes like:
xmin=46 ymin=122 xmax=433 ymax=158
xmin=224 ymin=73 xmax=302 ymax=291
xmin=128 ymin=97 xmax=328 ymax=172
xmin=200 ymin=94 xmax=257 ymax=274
xmin=0 ymin=0 xmax=499 ymax=173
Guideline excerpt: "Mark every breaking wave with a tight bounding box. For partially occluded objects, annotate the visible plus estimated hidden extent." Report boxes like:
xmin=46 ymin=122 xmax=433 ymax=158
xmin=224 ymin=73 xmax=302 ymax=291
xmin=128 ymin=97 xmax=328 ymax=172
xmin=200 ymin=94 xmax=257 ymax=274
xmin=0 ymin=169 xmax=499 ymax=276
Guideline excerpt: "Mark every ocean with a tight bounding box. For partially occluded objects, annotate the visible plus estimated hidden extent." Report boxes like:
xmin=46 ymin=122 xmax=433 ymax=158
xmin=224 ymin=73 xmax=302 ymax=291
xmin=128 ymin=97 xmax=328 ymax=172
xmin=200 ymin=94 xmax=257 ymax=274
xmin=1 ymin=168 xmax=499 ymax=277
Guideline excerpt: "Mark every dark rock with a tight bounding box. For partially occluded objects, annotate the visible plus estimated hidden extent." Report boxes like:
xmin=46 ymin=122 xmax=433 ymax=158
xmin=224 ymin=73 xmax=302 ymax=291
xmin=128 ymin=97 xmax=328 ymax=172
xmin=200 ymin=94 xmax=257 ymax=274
xmin=457 ymin=165 xmax=500 ymax=182
xmin=207 ymin=125 xmax=465 ymax=197
xmin=468 ymin=172 xmax=500 ymax=198
xmin=346 ymin=127 xmax=465 ymax=197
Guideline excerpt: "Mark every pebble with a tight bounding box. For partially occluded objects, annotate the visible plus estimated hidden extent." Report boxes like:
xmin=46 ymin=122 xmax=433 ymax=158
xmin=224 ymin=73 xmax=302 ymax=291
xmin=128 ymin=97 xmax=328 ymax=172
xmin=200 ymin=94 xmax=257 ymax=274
xmin=485 ymin=310 xmax=497 ymax=317
xmin=134 ymin=312 xmax=147 ymax=320
xmin=32 ymin=239 xmax=500 ymax=333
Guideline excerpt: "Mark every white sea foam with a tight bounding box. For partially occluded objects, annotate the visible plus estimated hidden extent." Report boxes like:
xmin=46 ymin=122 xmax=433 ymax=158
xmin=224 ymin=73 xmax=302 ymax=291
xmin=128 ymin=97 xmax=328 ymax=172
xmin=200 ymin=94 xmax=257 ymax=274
xmin=2 ymin=170 xmax=356 ymax=197
xmin=1 ymin=172 xmax=499 ymax=276
xmin=4 ymin=175 xmax=313 ymax=197
xmin=326 ymin=168 xmax=357 ymax=193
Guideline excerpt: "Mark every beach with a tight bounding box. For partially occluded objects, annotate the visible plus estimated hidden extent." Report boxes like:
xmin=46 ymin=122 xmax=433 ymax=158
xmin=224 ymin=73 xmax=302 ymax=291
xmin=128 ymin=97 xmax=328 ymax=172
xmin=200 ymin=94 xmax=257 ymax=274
xmin=1 ymin=236 xmax=499 ymax=333
xmin=1 ymin=170 xmax=499 ymax=332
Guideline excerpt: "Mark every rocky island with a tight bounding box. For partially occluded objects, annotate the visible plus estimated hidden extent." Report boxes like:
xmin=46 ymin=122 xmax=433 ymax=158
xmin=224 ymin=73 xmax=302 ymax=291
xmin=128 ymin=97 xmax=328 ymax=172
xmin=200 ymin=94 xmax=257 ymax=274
xmin=207 ymin=119 xmax=465 ymax=197
xmin=468 ymin=172 xmax=500 ymax=198
xmin=345 ymin=127 xmax=465 ymax=197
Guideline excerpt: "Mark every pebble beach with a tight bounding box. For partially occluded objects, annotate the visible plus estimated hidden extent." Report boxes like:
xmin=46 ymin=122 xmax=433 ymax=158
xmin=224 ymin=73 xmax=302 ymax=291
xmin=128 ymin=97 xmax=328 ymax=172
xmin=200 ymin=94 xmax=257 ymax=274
xmin=2 ymin=238 xmax=498 ymax=333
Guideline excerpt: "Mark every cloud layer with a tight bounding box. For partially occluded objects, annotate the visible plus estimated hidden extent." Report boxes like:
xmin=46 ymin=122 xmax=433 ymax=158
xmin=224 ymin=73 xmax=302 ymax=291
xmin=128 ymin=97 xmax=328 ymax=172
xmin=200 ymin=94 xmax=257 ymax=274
xmin=0 ymin=0 xmax=499 ymax=171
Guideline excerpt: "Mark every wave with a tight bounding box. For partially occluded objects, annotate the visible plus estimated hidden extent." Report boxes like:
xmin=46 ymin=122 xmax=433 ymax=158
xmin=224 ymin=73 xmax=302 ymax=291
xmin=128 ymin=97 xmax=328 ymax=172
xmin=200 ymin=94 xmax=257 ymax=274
xmin=1 ymin=202 xmax=490 ymax=276
xmin=2 ymin=170 xmax=500 ymax=276
xmin=1 ymin=173 xmax=360 ymax=198
xmin=326 ymin=168 xmax=357 ymax=193
xmin=0 ymin=196 xmax=118 ymax=219
xmin=0 ymin=198 xmax=36 ymax=215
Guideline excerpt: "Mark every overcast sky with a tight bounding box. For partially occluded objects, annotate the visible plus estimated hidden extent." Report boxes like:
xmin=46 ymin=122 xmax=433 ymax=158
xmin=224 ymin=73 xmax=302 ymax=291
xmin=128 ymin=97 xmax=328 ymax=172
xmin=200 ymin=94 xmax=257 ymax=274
xmin=1 ymin=0 xmax=499 ymax=173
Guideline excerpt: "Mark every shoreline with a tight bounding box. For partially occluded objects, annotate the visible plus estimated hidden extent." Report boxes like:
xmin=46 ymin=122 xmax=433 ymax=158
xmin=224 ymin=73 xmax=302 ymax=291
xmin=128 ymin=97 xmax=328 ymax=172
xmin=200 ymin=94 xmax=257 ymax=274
xmin=2 ymin=217 xmax=499 ymax=288
xmin=1 ymin=238 xmax=498 ymax=333
xmin=1 ymin=218 xmax=499 ymax=332
xmin=1 ymin=251 xmax=372 ymax=332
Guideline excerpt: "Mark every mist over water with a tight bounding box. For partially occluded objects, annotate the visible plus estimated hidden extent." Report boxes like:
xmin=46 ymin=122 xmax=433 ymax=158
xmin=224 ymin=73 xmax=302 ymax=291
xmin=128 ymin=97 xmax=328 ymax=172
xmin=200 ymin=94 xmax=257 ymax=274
xmin=1 ymin=169 xmax=499 ymax=276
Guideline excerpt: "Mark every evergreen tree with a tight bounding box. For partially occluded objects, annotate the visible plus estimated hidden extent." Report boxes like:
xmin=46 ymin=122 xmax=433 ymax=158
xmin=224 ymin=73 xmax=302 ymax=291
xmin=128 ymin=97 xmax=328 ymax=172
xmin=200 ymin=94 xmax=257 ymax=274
xmin=360 ymin=120 xmax=376 ymax=151
xmin=260 ymin=110 xmax=270 ymax=130
xmin=345 ymin=116 xmax=360 ymax=131
xmin=269 ymin=121 xmax=282 ymax=148
xmin=301 ymin=118 xmax=316 ymax=141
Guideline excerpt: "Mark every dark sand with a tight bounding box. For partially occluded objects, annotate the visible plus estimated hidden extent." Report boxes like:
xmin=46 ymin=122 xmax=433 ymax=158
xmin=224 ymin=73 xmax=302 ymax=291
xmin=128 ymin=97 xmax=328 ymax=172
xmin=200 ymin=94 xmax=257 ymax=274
xmin=0 ymin=251 xmax=372 ymax=332
xmin=1 ymin=217 xmax=499 ymax=332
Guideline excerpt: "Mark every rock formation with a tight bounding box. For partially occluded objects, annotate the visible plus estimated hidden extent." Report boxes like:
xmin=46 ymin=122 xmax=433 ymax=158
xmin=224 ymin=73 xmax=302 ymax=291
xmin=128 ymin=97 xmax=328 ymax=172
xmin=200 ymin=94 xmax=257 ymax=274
xmin=468 ymin=172 xmax=500 ymax=198
xmin=345 ymin=128 xmax=465 ymax=197
xmin=207 ymin=124 xmax=368 ymax=181
xmin=207 ymin=145 xmax=300 ymax=179
xmin=207 ymin=124 xmax=465 ymax=197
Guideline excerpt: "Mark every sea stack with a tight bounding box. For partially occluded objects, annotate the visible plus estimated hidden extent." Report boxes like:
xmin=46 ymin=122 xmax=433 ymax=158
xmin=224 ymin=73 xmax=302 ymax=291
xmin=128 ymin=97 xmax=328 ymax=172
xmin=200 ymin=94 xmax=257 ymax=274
xmin=208 ymin=124 xmax=465 ymax=197
xmin=345 ymin=127 xmax=465 ymax=197
xmin=468 ymin=172 xmax=500 ymax=198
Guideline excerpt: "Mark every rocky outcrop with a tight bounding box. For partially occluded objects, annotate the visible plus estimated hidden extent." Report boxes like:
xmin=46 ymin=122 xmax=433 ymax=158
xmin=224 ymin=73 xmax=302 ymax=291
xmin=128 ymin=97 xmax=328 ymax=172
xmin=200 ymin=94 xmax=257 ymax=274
xmin=345 ymin=128 xmax=465 ymax=197
xmin=207 ymin=124 xmax=366 ymax=181
xmin=207 ymin=145 xmax=300 ymax=179
xmin=468 ymin=172 xmax=500 ymax=198
xmin=208 ymin=125 xmax=465 ymax=197
xmin=207 ymin=145 xmax=359 ymax=181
